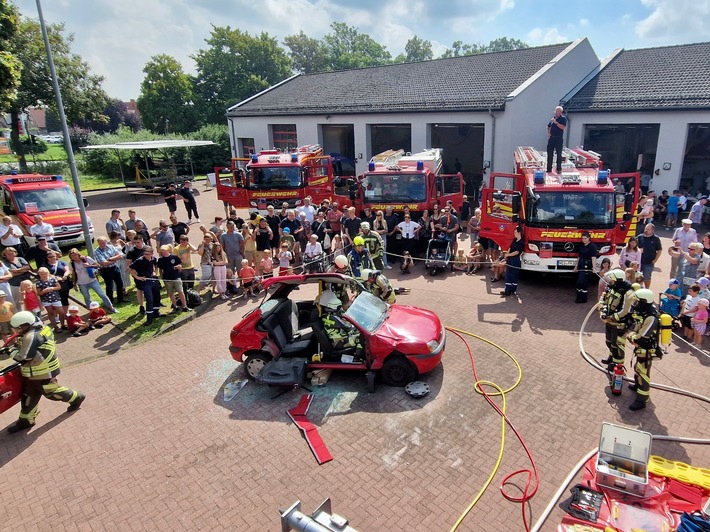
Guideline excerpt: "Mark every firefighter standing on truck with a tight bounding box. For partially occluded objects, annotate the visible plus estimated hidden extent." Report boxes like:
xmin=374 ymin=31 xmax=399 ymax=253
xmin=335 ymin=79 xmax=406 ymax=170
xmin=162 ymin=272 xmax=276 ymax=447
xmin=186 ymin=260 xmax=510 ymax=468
xmin=625 ymin=288 xmax=660 ymax=411
xmin=0 ymin=311 xmax=85 ymax=434
xmin=600 ymin=269 xmax=636 ymax=370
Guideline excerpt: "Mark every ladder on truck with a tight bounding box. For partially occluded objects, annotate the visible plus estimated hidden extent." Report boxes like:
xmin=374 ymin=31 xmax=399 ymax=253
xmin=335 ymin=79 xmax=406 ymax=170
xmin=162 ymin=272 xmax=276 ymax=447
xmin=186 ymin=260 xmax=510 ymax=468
xmin=515 ymin=146 xmax=546 ymax=169
xmin=370 ymin=149 xmax=406 ymax=168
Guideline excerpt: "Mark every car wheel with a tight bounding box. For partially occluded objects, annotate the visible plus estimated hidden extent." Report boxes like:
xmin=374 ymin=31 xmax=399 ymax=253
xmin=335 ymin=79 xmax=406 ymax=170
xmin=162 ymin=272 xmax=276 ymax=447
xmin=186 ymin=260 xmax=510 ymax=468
xmin=381 ymin=356 xmax=417 ymax=387
xmin=244 ymin=352 xmax=272 ymax=380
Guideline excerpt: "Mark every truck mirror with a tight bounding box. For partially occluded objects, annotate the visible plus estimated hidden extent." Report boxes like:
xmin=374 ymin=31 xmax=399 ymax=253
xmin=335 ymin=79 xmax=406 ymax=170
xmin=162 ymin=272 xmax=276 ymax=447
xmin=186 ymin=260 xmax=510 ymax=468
xmin=492 ymin=192 xmax=505 ymax=201
xmin=512 ymin=194 xmax=522 ymax=213
xmin=2 ymin=205 xmax=12 ymax=215
xmin=83 ymin=198 xmax=89 ymax=208
xmin=512 ymin=214 xmax=520 ymax=222
xmin=622 ymin=213 xmax=631 ymax=222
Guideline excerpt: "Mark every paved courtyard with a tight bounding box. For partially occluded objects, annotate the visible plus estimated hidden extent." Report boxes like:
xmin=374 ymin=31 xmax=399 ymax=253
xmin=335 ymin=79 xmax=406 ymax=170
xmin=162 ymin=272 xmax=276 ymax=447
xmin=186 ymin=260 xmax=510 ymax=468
xmin=1 ymin=185 xmax=708 ymax=531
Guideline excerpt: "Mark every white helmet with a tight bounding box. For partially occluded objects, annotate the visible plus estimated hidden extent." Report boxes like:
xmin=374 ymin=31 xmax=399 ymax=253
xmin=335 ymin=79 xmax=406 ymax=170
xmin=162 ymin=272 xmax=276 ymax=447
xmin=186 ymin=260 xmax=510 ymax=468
xmin=334 ymin=255 xmax=348 ymax=270
xmin=318 ymin=290 xmax=341 ymax=311
xmin=604 ymin=269 xmax=626 ymax=283
xmin=635 ymin=288 xmax=655 ymax=304
xmin=10 ymin=311 xmax=37 ymax=328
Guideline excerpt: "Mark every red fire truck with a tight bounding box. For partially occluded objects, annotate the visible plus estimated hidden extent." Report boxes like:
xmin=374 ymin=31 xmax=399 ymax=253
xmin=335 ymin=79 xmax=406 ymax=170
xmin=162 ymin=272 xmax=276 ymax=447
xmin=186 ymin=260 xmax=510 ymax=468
xmin=479 ymin=146 xmax=640 ymax=273
xmin=354 ymin=148 xmax=464 ymax=215
xmin=215 ymin=144 xmax=351 ymax=212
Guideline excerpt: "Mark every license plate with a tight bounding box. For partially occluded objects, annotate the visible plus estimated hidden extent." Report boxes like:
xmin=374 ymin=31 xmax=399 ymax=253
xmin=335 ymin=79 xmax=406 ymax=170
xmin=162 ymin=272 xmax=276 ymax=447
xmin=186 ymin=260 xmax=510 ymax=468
xmin=557 ymin=259 xmax=576 ymax=267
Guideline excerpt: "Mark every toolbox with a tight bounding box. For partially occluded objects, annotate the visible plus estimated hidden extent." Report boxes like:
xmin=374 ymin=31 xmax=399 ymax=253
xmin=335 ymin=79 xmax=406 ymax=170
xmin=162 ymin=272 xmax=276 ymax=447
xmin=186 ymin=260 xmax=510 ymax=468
xmin=595 ymin=423 xmax=652 ymax=497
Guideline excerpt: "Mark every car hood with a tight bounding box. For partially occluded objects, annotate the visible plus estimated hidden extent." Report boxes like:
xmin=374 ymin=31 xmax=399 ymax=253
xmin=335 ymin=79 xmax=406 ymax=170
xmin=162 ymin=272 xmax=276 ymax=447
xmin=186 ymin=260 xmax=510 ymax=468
xmin=375 ymin=304 xmax=442 ymax=344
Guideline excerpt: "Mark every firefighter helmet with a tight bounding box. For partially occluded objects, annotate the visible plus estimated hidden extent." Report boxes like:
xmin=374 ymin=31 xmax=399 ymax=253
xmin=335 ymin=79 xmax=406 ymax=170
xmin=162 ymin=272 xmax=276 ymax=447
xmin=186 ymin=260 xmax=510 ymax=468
xmin=361 ymin=268 xmax=380 ymax=282
xmin=318 ymin=290 xmax=341 ymax=311
xmin=353 ymin=236 xmax=365 ymax=246
xmin=604 ymin=269 xmax=626 ymax=283
xmin=10 ymin=311 xmax=37 ymax=329
xmin=334 ymin=255 xmax=348 ymax=269
xmin=635 ymin=288 xmax=655 ymax=304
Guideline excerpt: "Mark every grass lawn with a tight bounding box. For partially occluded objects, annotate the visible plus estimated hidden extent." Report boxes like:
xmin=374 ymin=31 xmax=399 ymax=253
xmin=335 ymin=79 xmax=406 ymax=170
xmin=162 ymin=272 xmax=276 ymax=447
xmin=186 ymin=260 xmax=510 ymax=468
xmin=0 ymin=144 xmax=67 ymax=164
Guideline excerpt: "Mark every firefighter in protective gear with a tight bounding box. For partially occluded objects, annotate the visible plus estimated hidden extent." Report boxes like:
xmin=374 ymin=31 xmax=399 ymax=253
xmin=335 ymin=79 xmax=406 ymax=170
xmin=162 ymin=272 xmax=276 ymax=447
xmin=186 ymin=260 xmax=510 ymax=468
xmin=626 ymin=288 xmax=659 ymax=411
xmin=317 ymin=290 xmax=362 ymax=353
xmin=1 ymin=311 xmax=85 ymax=434
xmin=348 ymin=236 xmax=374 ymax=279
xmin=360 ymin=222 xmax=385 ymax=270
xmin=361 ymin=268 xmax=396 ymax=304
xmin=599 ymin=269 xmax=635 ymax=369
xmin=327 ymin=254 xmax=352 ymax=276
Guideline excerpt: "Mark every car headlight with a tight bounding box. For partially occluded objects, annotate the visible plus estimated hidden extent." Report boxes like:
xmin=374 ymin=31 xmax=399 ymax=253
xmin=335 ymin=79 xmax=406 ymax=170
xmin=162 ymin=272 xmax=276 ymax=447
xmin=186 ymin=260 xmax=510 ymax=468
xmin=528 ymin=243 xmax=539 ymax=252
xmin=426 ymin=339 xmax=439 ymax=353
xmin=598 ymin=245 xmax=610 ymax=254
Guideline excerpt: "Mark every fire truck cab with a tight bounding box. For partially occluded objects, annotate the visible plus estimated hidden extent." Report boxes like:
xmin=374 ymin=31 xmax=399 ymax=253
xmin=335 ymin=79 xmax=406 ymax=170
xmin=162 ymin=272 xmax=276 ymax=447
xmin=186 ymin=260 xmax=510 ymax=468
xmin=0 ymin=172 xmax=93 ymax=248
xmin=479 ymin=146 xmax=640 ymax=273
xmin=215 ymin=144 xmax=351 ymax=212
xmin=356 ymin=148 xmax=464 ymax=215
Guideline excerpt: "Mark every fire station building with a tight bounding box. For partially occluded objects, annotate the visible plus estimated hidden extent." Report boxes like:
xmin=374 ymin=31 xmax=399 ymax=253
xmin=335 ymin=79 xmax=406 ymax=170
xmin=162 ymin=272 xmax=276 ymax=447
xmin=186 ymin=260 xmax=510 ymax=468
xmin=226 ymin=39 xmax=710 ymax=197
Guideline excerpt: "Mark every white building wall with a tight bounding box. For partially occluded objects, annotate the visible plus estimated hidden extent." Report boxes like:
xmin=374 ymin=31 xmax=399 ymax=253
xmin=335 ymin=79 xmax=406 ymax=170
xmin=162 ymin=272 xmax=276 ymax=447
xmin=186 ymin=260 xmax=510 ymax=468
xmin=495 ymin=38 xmax=600 ymax=173
xmin=566 ymin=110 xmax=710 ymax=193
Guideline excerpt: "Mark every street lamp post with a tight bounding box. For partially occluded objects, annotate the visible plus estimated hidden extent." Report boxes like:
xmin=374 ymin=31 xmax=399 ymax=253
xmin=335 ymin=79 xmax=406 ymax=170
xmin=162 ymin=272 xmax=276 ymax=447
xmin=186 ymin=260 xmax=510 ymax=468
xmin=35 ymin=0 xmax=94 ymax=257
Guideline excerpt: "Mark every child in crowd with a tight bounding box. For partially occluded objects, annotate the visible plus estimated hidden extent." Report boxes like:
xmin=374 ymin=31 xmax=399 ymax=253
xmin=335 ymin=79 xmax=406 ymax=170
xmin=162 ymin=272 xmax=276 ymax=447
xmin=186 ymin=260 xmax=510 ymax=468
xmin=597 ymin=257 xmax=612 ymax=299
xmin=279 ymin=227 xmax=296 ymax=263
xmin=0 ymin=290 xmax=15 ymax=343
xmin=88 ymin=301 xmax=112 ymax=328
xmin=20 ymin=279 xmax=42 ymax=319
xmin=467 ymin=242 xmax=484 ymax=274
xmin=452 ymin=249 xmax=469 ymax=272
xmin=400 ymin=251 xmax=414 ymax=274
xmin=660 ymin=278 xmax=682 ymax=317
xmin=35 ymin=267 xmax=63 ymax=332
xmin=238 ymin=259 xmax=257 ymax=296
xmin=260 ymin=254 xmax=274 ymax=278
xmin=331 ymin=234 xmax=344 ymax=258
xmin=277 ymin=243 xmax=293 ymax=276
xmin=681 ymin=284 xmax=701 ymax=341
xmin=67 ymin=305 xmax=92 ymax=337
xmin=692 ymin=298 xmax=709 ymax=347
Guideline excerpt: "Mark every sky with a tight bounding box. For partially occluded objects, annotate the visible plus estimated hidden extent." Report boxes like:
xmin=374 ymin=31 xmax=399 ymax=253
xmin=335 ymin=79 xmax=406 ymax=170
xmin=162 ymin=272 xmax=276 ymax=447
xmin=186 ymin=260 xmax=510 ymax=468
xmin=14 ymin=0 xmax=710 ymax=101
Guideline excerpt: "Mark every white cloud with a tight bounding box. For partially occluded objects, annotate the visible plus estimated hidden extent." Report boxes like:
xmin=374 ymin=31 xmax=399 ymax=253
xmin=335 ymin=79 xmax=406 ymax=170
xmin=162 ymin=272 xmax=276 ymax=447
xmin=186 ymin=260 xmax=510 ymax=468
xmin=636 ymin=0 xmax=710 ymax=42
xmin=579 ymin=18 xmax=589 ymax=27
xmin=526 ymin=27 xmax=569 ymax=45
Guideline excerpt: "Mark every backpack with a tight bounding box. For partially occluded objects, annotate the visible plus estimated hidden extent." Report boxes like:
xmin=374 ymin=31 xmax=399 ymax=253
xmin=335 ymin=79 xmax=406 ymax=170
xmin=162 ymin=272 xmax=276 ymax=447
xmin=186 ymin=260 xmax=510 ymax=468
xmin=185 ymin=289 xmax=203 ymax=309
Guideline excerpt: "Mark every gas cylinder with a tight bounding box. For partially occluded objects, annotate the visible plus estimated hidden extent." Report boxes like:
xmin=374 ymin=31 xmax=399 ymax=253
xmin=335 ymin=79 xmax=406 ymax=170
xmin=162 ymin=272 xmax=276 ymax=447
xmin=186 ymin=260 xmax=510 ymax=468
xmin=659 ymin=313 xmax=673 ymax=347
xmin=611 ymin=364 xmax=624 ymax=396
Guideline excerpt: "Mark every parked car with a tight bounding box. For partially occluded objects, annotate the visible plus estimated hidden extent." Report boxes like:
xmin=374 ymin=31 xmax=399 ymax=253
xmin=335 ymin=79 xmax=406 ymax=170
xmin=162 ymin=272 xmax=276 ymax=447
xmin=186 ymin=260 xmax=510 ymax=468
xmin=228 ymin=273 xmax=445 ymax=387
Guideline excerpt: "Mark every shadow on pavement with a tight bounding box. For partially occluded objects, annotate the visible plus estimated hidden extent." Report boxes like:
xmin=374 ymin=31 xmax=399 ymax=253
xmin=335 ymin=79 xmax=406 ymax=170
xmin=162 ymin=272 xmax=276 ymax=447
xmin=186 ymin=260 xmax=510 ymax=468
xmin=212 ymin=362 xmax=444 ymax=424
xmin=0 ymin=411 xmax=76 ymax=468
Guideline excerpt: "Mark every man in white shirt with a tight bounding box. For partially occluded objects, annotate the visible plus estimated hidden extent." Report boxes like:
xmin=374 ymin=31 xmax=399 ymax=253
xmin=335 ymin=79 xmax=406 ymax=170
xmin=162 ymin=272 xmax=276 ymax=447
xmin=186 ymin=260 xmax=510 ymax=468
xmin=0 ymin=216 xmax=24 ymax=252
xmin=296 ymin=196 xmax=316 ymax=224
xmin=29 ymin=214 xmax=54 ymax=242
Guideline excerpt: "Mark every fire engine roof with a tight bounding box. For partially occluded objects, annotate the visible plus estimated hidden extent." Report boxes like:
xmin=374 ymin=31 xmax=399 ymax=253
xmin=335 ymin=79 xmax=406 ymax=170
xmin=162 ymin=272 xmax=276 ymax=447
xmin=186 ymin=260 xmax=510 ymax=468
xmin=81 ymin=140 xmax=215 ymax=150
xmin=565 ymin=42 xmax=710 ymax=111
xmin=228 ymin=43 xmax=571 ymax=117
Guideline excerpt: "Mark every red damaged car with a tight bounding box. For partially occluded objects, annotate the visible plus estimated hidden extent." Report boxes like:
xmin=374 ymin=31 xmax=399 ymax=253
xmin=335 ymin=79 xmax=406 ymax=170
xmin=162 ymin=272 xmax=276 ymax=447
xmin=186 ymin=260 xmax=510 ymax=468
xmin=228 ymin=273 xmax=445 ymax=387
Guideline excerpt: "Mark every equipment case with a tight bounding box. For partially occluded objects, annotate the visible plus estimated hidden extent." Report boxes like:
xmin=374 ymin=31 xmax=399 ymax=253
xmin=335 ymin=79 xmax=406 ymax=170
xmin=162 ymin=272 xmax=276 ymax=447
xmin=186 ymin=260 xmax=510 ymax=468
xmin=595 ymin=422 xmax=652 ymax=497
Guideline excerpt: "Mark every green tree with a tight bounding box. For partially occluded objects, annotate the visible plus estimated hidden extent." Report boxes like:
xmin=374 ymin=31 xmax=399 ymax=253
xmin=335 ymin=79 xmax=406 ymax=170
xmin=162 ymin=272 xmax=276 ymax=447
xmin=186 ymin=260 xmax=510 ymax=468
xmin=440 ymin=37 xmax=528 ymax=58
xmin=323 ymin=22 xmax=391 ymax=70
xmin=7 ymin=15 xmax=108 ymax=171
xmin=0 ymin=0 xmax=21 ymax=112
xmin=192 ymin=26 xmax=292 ymax=125
xmin=394 ymin=36 xmax=434 ymax=63
xmin=137 ymin=54 xmax=196 ymax=134
xmin=484 ymin=37 xmax=529 ymax=53
xmin=283 ymin=30 xmax=329 ymax=74
xmin=80 ymin=98 xmax=141 ymax=134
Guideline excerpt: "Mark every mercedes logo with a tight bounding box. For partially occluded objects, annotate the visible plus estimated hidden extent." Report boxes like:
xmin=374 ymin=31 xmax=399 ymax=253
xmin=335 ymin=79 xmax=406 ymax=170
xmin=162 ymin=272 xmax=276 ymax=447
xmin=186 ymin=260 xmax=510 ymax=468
xmin=60 ymin=226 xmax=68 ymax=233
xmin=563 ymin=242 xmax=574 ymax=252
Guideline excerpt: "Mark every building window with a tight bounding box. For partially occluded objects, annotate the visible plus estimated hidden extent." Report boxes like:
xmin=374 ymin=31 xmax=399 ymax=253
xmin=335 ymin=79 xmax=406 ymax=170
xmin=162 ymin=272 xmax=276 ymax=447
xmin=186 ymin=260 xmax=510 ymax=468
xmin=270 ymin=124 xmax=297 ymax=151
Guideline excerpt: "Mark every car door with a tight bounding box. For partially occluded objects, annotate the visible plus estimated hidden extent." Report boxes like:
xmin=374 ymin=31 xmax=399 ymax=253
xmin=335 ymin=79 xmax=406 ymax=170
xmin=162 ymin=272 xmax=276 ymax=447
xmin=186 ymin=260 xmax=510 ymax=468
xmin=0 ymin=362 xmax=21 ymax=414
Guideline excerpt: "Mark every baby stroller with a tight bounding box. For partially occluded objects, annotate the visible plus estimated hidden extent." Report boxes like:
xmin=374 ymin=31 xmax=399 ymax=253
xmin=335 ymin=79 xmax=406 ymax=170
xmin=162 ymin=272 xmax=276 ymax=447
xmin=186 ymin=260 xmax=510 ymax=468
xmin=424 ymin=232 xmax=452 ymax=276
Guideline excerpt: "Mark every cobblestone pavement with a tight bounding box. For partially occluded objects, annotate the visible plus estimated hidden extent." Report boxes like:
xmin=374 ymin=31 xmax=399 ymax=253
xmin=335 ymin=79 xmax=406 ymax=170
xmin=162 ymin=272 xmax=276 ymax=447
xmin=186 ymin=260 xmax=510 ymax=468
xmin=1 ymin=188 xmax=708 ymax=531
